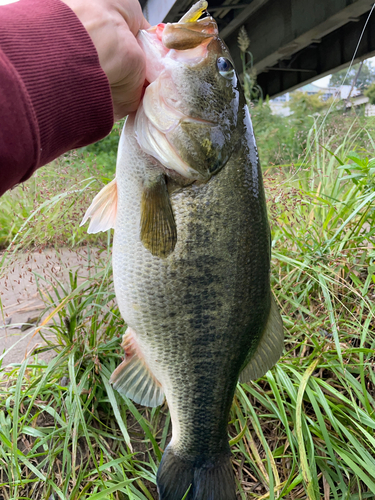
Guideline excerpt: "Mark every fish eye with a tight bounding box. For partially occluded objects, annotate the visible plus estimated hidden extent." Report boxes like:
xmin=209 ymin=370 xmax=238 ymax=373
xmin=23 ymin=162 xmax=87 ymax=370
xmin=217 ymin=57 xmax=234 ymax=79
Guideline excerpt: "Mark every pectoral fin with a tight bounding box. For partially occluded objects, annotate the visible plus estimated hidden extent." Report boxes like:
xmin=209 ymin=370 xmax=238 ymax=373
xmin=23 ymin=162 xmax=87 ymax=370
xmin=80 ymin=178 xmax=118 ymax=233
xmin=240 ymin=295 xmax=284 ymax=382
xmin=140 ymin=174 xmax=177 ymax=258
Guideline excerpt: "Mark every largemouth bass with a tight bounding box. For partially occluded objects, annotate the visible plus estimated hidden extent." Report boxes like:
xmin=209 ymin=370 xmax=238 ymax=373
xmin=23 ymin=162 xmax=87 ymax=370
xmin=82 ymin=2 xmax=283 ymax=499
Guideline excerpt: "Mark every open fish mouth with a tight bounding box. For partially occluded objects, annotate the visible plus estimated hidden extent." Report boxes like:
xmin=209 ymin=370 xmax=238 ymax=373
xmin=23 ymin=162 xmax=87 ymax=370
xmin=142 ymin=81 xmax=217 ymax=135
xmin=135 ymin=92 xmax=219 ymax=180
xmin=135 ymin=104 xmax=201 ymax=179
xmin=134 ymin=9 xmax=221 ymax=181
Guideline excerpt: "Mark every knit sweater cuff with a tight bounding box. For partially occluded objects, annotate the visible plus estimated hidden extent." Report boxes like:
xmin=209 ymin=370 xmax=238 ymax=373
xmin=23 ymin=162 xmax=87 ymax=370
xmin=0 ymin=0 xmax=114 ymax=173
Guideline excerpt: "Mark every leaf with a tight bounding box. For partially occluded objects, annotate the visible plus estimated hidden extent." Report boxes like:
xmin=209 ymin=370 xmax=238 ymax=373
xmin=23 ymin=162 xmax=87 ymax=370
xmin=101 ymin=373 xmax=133 ymax=452
xmin=295 ymin=358 xmax=320 ymax=500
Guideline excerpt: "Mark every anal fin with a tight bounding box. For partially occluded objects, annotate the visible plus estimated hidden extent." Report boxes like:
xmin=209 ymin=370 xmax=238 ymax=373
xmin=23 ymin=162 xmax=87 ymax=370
xmin=240 ymin=294 xmax=284 ymax=382
xmin=110 ymin=328 xmax=164 ymax=407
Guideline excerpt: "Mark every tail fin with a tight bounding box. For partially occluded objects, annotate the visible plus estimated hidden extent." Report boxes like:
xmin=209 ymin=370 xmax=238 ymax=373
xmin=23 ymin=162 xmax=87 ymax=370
xmin=157 ymin=446 xmax=236 ymax=500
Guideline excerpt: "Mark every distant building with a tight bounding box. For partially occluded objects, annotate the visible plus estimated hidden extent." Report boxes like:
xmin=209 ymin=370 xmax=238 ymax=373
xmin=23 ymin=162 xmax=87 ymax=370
xmin=269 ymin=93 xmax=291 ymax=116
xmin=269 ymin=83 xmax=361 ymax=116
xmin=301 ymin=83 xmax=338 ymax=100
xmin=345 ymin=93 xmax=375 ymax=116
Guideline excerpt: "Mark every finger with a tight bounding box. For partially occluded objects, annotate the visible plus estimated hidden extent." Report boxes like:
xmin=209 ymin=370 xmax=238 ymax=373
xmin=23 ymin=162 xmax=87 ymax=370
xmin=115 ymin=0 xmax=149 ymax=34
xmin=140 ymin=16 xmax=151 ymax=30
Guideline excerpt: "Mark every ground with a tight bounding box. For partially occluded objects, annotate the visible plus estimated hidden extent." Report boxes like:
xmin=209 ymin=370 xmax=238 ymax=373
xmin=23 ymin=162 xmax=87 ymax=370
xmin=0 ymin=247 xmax=103 ymax=367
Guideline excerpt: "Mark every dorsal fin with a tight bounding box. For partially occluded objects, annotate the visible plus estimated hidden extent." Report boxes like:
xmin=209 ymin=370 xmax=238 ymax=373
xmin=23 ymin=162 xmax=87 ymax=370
xmin=240 ymin=295 xmax=284 ymax=382
xmin=80 ymin=178 xmax=118 ymax=233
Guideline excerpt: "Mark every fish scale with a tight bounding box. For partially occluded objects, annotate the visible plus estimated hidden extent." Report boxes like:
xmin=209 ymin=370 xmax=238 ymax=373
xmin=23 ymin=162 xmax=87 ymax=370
xmin=112 ymin=113 xmax=270 ymax=456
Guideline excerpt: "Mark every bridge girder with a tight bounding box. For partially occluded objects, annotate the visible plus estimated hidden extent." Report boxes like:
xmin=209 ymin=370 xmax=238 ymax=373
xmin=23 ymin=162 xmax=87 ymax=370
xmin=141 ymin=0 xmax=375 ymax=97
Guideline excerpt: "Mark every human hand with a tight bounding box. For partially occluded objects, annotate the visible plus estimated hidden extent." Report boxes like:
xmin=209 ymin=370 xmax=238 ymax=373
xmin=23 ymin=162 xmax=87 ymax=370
xmin=61 ymin=0 xmax=150 ymax=120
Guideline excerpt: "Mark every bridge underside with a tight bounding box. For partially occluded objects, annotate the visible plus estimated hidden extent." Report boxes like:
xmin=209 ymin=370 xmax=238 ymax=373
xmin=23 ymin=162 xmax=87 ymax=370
xmin=141 ymin=0 xmax=375 ymax=97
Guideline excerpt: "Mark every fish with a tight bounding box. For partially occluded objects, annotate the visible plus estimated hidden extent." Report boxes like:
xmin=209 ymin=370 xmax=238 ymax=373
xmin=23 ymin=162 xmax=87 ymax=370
xmin=81 ymin=1 xmax=284 ymax=499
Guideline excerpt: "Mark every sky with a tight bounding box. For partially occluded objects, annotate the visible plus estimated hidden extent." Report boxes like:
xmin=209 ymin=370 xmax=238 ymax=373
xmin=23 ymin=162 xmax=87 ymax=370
xmin=314 ymin=55 xmax=375 ymax=88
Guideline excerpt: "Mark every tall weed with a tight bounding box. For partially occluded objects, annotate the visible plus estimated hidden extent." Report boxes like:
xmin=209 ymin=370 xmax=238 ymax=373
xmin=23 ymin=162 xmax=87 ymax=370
xmin=0 ymin=79 xmax=375 ymax=500
xmin=0 ymin=153 xmax=111 ymax=252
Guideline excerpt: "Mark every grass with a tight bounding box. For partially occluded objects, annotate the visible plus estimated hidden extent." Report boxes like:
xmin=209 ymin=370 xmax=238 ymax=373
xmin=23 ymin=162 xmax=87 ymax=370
xmin=0 ymin=119 xmax=124 ymax=251
xmin=1 ymin=110 xmax=375 ymax=499
xmin=0 ymin=157 xmax=106 ymax=252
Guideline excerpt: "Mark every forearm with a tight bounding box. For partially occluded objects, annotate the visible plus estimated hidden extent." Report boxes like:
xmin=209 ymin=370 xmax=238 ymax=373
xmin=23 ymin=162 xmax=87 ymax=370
xmin=0 ymin=0 xmax=113 ymax=196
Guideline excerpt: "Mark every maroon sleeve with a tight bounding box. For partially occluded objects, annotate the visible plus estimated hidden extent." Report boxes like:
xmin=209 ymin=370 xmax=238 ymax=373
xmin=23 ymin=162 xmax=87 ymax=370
xmin=0 ymin=0 xmax=114 ymax=196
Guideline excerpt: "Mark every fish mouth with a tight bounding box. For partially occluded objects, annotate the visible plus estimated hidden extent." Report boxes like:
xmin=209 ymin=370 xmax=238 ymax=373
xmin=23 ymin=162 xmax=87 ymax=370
xmin=137 ymin=12 xmax=218 ymax=83
xmin=154 ymin=96 xmax=217 ymax=132
xmin=135 ymin=101 xmax=214 ymax=181
xmin=134 ymin=103 xmax=204 ymax=180
xmin=135 ymin=75 xmax=217 ymax=180
xmin=135 ymin=12 xmax=221 ymax=181
xmin=144 ymin=78 xmax=217 ymax=132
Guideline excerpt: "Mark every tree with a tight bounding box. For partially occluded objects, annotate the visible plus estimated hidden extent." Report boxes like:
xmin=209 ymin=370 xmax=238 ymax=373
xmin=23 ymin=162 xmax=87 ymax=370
xmin=288 ymin=91 xmax=333 ymax=118
xmin=364 ymin=82 xmax=375 ymax=104
xmin=329 ymin=62 xmax=375 ymax=90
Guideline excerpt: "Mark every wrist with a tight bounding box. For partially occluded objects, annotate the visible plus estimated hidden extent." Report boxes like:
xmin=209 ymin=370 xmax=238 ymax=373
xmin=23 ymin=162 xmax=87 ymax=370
xmin=0 ymin=0 xmax=113 ymax=167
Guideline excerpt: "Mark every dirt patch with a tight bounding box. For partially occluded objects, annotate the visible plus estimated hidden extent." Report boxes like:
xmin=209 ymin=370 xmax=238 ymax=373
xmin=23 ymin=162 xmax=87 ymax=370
xmin=0 ymin=247 xmax=106 ymax=367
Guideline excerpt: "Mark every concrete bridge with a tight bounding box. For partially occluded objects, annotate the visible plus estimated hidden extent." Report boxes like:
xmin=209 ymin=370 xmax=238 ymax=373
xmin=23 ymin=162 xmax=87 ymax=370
xmin=141 ymin=0 xmax=375 ymax=98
